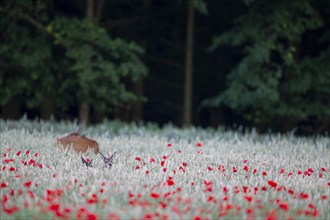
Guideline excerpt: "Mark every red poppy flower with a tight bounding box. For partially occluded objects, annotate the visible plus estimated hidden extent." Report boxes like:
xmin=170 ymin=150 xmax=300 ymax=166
xmin=150 ymin=192 xmax=160 ymax=199
xmin=167 ymin=179 xmax=175 ymax=186
xmin=321 ymin=167 xmax=326 ymax=172
xmin=262 ymin=171 xmax=268 ymax=176
xmin=27 ymin=190 xmax=34 ymax=199
xmin=135 ymin=157 xmax=141 ymax=161
xmin=246 ymin=207 xmax=253 ymax=214
xmin=204 ymin=180 xmax=212 ymax=186
xmin=23 ymin=181 xmax=32 ymax=188
xmin=244 ymin=196 xmax=252 ymax=203
xmin=16 ymin=151 xmax=21 ymax=156
xmin=300 ymin=192 xmax=309 ymax=199
xmin=182 ymin=162 xmax=187 ymax=167
xmin=253 ymin=169 xmax=257 ymax=174
xmin=218 ymin=165 xmax=225 ymax=172
xmin=4 ymin=205 xmax=19 ymax=215
xmin=161 ymin=161 xmax=165 ymax=166
xmin=196 ymin=142 xmax=203 ymax=147
xmin=279 ymin=168 xmax=285 ymax=174
xmin=243 ymin=165 xmax=249 ymax=171
xmin=64 ymin=207 xmax=71 ymax=213
xmin=2 ymin=194 xmax=9 ymax=204
xmin=49 ymin=203 xmax=60 ymax=211
xmin=143 ymin=213 xmax=153 ymax=219
xmin=87 ymin=195 xmax=98 ymax=204
xmin=159 ymin=201 xmax=167 ymax=209
xmin=265 ymin=210 xmax=277 ymax=220
xmin=0 ymin=183 xmax=7 ymax=188
xmin=162 ymin=155 xmax=169 ymax=160
xmin=308 ymin=168 xmax=314 ymax=173
xmin=167 ymin=143 xmax=172 ymax=147
xmin=150 ymin=158 xmax=155 ymax=163
xmin=9 ymin=167 xmax=15 ymax=172
xmin=279 ymin=202 xmax=289 ymax=211
xmin=86 ymin=212 xmax=97 ymax=220
xmin=193 ymin=216 xmax=202 ymax=220
xmin=308 ymin=203 xmax=316 ymax=209
xmin=207 ymin=166 xmax=213 ymax=171
xmin=268 ymin=180 xmax=277 ymax=188
xmin=288 ymin=189 xmax=294 ymax=195
xmin=25 ymin=150 xmax=30 ymax=155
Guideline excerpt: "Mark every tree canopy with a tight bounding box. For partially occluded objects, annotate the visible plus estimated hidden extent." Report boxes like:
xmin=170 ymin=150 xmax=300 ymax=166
xmin=1 ymin=0 xmax=329 ymax=134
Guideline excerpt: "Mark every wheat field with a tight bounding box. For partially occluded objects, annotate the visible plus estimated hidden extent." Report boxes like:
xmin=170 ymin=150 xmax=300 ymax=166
xmin=1 ymin=119 xmax=329 ymax=219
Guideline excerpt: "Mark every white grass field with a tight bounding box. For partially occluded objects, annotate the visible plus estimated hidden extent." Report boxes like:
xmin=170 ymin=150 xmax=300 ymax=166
xmin=0 ymin=119 xmax=329 ymax=220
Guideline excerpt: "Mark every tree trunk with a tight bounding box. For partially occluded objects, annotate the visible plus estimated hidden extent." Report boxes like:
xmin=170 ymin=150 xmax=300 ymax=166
xmin=40 ymin=97 xmax=55 ymax=120
xmin=95 ymin=0 xmax=105 ymax=23
xmin=86 ymin=0 xmax=94 ymax=18
xmin=78 ymin=0 xmax=94 ymax=125
xmin=132 ymin=0 xmax=150 ymax=122
xmin=1 ymin=98 xmax=21 ymax=119
xmin=79 ymin=101 xmax=90 ymax=126
xmin=132 ymin=78 xmax=145 ymax=121
xmin=183 ymin=2 xmax=194 ymax=126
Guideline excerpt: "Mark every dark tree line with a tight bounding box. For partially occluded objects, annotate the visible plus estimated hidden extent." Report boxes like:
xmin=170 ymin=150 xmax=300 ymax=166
xmin=1 ymin=0 xmax=329 ymax=134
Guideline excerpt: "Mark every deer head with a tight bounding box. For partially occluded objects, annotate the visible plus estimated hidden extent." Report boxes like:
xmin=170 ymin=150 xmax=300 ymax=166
xmin=100 ymin=151 xmax=117 ymax=169
xmin=81 ymin=156 xmax=93 ymax=167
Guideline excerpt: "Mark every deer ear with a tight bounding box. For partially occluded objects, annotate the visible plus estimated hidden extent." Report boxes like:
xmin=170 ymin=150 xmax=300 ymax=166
xmin=99 ymin=152 xmax=106 ymax=160
xmin=110 ymin=151 xmax=117 ymax=159
xmin=81 ymin=156 xmax=87 ymax=165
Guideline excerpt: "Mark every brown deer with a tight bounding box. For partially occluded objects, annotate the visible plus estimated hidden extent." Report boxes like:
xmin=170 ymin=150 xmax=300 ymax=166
xmin=56 ymin=126 xmax=100 ymax=154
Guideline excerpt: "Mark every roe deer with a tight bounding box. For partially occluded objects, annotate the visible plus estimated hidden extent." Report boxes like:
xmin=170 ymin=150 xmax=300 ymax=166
xmin=56 ymin=126 xmax=100 ymax=154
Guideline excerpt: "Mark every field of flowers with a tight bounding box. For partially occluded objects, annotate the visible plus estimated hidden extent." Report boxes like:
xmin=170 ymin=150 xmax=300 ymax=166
xmin=0 ymin=119 xmax=329 ymax=220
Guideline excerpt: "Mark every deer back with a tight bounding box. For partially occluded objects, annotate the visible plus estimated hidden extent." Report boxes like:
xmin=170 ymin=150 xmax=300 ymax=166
xmin=56 ymin=133 xmax=99 ymax=154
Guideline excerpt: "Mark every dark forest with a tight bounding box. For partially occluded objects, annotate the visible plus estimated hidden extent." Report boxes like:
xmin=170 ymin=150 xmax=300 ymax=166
xmin=1 ymin=0 xmax=329 ymax=134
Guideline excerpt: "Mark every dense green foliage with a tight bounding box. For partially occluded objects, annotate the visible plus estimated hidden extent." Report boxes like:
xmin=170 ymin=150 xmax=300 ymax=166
xmin=0 ymin=0 xmax=147 ymax=114
xmin=205 ymin=0 xmax=330 ymax=130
